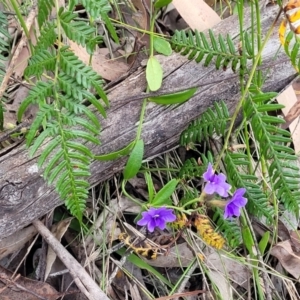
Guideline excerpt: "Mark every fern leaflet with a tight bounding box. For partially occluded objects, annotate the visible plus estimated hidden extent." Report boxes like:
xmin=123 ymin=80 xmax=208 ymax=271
xmin=244 ymin=93 xmax=300 ymax=213
xmin=171 ymin=29 xmax=253 ymax=71
xmin=180 ymin=101 xmax=229 ymax=145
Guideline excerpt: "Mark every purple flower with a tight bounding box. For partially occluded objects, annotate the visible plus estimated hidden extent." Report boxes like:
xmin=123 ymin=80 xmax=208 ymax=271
xmin=137 ymin=207 xmax=176 ymax=232
xmin=203 ymin=163 xmax=231 ymax=197
xmin=224 ymin=188 xmax=247 ymax=219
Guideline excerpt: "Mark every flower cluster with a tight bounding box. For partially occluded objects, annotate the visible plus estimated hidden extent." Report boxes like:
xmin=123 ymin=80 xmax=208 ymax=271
xmin=136 ymin=163 xmax=247 ymax=233
xmin=203 ymin=163 xmax=247 ymax=219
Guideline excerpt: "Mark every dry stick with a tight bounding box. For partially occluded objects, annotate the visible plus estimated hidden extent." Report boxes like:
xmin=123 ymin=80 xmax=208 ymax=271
xmin=32 ymin=219 xmax=110 ymax=300
xmin=0 ymin=5 xmax=37 ymax=101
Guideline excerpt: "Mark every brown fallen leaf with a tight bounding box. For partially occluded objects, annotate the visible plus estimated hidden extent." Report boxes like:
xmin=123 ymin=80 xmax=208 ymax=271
xmin=69 ymin=41 xmax=129 ymax=81
xmin=277 ymin=84 xmax=300 ymax=153
xmin=0 ymin=265 xmax=59 ymax=300
xmin=172 ymin=0 xmax=221 ymax=31
xmin=0 ymin=225 xmax=37 ymax=260
xmin=44 ymin=217 xmax=73 ymax=280
xmin=271 ymin=240 xmax=300 ymax=279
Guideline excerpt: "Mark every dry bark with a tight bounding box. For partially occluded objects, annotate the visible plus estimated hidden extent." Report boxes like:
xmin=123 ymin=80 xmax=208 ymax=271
xmin=0 ymin=5 xmax=297 ymax=238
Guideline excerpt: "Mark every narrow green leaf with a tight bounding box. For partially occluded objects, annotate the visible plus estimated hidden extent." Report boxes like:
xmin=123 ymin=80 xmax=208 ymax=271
xmin=257 ymin=104 xmax=285 ymax=112
xmin=251 ymin=92 xmax=278 ymax=102
xmin=215 ymin=55 xmax=223 ymax=70
xmin=117 ymin=248 xmax=173 ymax=288
xmin=151 ymin=179 xmax=178 ymax=206
xmin=291 ymin=43 xmax=300 ymax=66
xmin=258 ymin=231 xmax=270 ymax=255
xmin=145 ymin=172 xmax=155 ymax=203
xmin=66 ymin=141 xmax=93 ymax=156
xmin=154 ymin=0 xmax=172 ymax=9
xmin=153 ymin=37 xmax=172 ymax=56
xmin=204 ymin=53 xmax=214 ymax=66
xmin=30 ymin=128 xmax=55 ymax=158
xmin=218 ymin=34 xmax=227 ymax=53
xmin=209 ymin=29 xmax=219 ymax=51
xmin=284 ymin=31 xmax=294 ymax=55
xmin=149 ymin=88 xmax=196 ymax=105
xmin=44 ymin=149 xmax=64 ymax=178
xmin=123 ymin=139 xmax=144 ymax=180
xmin=38 ymin=137 xmax=61 ymax=167
xmin=244 ymin=33 xmax=254 ymax=56
xmin=227 ymin=35 xmax=236 ymax=54
xmin=101 ymin=13 xmax=119 ymax=44
xmin=71 ymin=129 xmax=100 ymax=145
xmin=242 ymin=226 xmax=254 ymax=256
xmin=48 ymin=160 xmax=67 ymax=184
xmin=94 ymin=141 xmax=135 ymax=161
xmin=146 ymin=56 xmax=163 ymax=92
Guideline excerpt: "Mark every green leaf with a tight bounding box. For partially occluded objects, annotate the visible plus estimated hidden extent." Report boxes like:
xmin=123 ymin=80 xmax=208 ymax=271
xmin=251 ymin=92 xmax=278 ymax=102
xmin=153 ymin=37 xmax=172 ymax=56
xmin=154 ymin=0 xmax=172 ymax=9
xmin=123 ymin=139 xmax=144 ymax=180
xmin=117 ymin=248 xmax=173 ymax=288
xmin=242 ymin=225 xmax=254 ymax=256
xmin=149 ymin=87 xmax=197 ymax=105
xmin=258 ymin=231 xmax=270 ymax=255
xmin=146 ymin=56 xmax=163 ymax=92
xmin=145 ymin=172 xmax=155 ymax=203
xmin=94 ymin=141 xmax=135 ymax=161
xmin=151 ymin=179 xmax=178 ymax=206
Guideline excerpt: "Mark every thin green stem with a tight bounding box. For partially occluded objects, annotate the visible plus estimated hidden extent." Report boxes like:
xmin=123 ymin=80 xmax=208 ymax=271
xmin=10 ymin=0 xmax=34 ymax=53
xmin=121 ymin=180 xmax=144 ymax=207
xmin=215 ymin=8 xmax=281 ymax=168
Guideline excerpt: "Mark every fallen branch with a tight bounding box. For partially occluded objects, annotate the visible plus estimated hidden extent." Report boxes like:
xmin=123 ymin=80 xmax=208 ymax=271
xmin=0 ymin=4 xmax=297 ymax=238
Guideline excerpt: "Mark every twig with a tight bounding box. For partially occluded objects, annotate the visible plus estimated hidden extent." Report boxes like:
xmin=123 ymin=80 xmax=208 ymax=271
xmin=32 ymin=219 xmax=110 ymax=300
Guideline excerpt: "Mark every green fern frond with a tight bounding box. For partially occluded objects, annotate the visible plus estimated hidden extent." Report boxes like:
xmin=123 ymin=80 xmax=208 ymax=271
xmin=60 ymin=48 xmax=99 ymax=88
xmin=212 ymin=208 xmax=242 ymax=248
xmin=171 ymin=29 xmax=253 ymax=71
xmin=79 ymin=0 xmax=111 ymax=19
xmin=59 ymin=48 xmax=108 ymax=106
xmin=180 ymin=101 xmax=229 ymax=145
xmin=59 ymin=9 xmax=94 ymax=46
xmin=25 ymin=50 xmax=56 ymax=77
xmin=244 ymin=94 xmax=300 ymax=213
xmin=18 ymin=81 xmax=54 ymax=122
xmin=225 ymin=152 xmax=275 ymax=221
xmin=35 ymin=22 xmax=57 ymax=52
xmin=57 ymin=73 xmax=105 ymax=114
xmin=37 ymin=0 xmax=55 ymax=28
xmin=17 ymin=0 xmax=111 ymax=222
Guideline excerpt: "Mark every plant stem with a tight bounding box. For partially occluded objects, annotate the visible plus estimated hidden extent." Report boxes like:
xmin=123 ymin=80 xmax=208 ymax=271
xmin=215 ymin=8 xmax=282 ymax=168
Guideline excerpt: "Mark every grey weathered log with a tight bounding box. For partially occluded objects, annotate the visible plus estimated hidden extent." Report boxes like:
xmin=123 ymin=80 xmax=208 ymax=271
xmin=0 ymin=5 xmax=297 ymax=238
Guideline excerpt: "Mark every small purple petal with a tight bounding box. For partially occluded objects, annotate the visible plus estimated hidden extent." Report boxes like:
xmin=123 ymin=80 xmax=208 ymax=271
xmin=203 ymin=163 xmax=214 ymax=181
xmin=214 ymin=181 xmax=231 ymax=197
xmin=203 ymin=163 xmax=231 ymax=197
xmin=204 ymin=182 xmax=217 ymax=195
xmin=155 ymin=218 xmax=167 ymax=230
xmin=223 ymin=188 xmax=247 ymax=219
xmin=137 ymin=217 xmax=149 ymax=226
xmin=147 ymin=219 xmax=156 ymax=232
xmin=136 ymin=207 xmax=176 ymax=232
